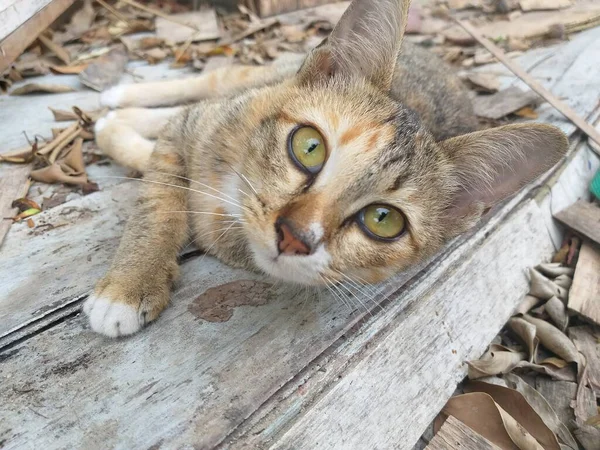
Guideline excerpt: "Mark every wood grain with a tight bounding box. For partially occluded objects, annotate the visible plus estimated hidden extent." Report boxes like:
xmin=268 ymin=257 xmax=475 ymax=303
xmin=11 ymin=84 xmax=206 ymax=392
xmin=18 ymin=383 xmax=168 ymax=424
xmin=568 ymin=242 xmax=600 ymax=325
xmin=0 ymin=0 xmax=53 ymax=41
xmin=568 ymin=326 xmax=600 ymax=395
xmin=554 ymin=200 xmax=600 ymax=246
xmin=0 ymin=0 xmax=75 ymax=73
xmin=426 ymin=416 xmax=501 ymax=450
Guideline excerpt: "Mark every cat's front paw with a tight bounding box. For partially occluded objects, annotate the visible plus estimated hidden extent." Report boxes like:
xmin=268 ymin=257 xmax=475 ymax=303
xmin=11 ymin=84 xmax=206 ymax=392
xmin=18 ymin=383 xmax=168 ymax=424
xmin=83 ymin=279 xmax=169 ymax=338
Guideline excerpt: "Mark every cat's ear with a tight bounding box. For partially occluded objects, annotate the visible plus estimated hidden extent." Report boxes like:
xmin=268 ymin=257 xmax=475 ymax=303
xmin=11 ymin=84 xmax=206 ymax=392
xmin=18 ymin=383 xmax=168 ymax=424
xmin=296 ymin=0 xmax=411 ymax=90
xmin=439 ymin=124 xmax=568 ymax=233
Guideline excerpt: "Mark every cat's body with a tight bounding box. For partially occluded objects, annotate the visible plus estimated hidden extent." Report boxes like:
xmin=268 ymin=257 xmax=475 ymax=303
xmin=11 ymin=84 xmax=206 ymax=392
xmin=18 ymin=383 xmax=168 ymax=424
xmin=85 ymin=0 xmax=568 ymax=337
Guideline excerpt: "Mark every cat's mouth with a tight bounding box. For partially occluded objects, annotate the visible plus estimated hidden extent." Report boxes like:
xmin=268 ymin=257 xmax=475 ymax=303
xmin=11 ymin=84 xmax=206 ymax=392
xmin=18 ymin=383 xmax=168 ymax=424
xmin=250 ymin=243 xmax=331 ymax=286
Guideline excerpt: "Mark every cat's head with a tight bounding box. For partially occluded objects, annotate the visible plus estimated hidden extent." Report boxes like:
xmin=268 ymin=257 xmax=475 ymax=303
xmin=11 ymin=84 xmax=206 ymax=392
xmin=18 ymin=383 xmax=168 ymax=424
xmin=233 ymin=0 xmax=568 ymax=285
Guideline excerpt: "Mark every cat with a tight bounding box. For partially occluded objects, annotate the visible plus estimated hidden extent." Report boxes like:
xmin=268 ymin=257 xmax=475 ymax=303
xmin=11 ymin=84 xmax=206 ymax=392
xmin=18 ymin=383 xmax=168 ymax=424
xmin=84 ymin=0 xmax=568 ymax=337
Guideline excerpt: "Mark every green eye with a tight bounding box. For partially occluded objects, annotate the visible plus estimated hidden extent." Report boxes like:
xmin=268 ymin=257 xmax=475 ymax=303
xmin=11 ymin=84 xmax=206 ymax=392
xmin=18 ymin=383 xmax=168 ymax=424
xmin=359 ymin=204 xmax=406 ymax=240
xmin=289 ymin=126 xmax=326 ymax=174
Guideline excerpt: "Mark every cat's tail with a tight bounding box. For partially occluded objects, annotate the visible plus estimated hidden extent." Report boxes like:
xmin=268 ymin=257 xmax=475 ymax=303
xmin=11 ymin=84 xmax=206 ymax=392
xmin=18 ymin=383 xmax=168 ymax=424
xmin=94 ymin=107 xmax=181 ymax=172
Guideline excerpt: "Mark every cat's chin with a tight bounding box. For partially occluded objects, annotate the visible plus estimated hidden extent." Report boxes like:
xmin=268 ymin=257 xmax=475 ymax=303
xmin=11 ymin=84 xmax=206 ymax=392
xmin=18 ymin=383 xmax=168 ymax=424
xmin=250 ymin=244 xmax=332 ymax=286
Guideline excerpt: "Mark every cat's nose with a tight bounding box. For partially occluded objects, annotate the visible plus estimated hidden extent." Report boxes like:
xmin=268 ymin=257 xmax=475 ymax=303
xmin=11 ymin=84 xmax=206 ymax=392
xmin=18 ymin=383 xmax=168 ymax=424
xmin=275 ymin=218 xmax=311 ymax=256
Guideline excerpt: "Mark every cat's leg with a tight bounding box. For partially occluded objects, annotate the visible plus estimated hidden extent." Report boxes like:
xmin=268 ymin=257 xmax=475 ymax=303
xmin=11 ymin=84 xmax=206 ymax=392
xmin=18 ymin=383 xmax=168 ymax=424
xmin=100 ymin=60 xmax=298 ymax=108
xmin=83 ymin=138 xmax=189 ymax=337
xmin=94 ymin=106 xmax=182 ymax=172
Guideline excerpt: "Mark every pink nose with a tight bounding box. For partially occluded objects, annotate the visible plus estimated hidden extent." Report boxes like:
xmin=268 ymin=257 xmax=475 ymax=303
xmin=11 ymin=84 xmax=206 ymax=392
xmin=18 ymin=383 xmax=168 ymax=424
xmin=276 ymin=221 xmax=311 ymax=256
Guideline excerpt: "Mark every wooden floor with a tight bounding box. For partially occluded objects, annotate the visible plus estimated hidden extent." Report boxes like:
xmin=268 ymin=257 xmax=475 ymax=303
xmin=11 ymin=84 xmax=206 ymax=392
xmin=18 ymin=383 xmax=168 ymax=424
xmin=1 ymin=26 xmax=600 ymax=450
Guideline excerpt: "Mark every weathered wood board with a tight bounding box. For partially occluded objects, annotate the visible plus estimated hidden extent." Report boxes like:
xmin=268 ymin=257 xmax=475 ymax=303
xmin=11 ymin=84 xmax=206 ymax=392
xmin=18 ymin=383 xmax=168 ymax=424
xmin=426 ymin=416 xmax=501 ymax=450
xmin=554 ymin=200 xmax=600 ymax=246
xmin=0 ymin=0 xmax=53 ymax=41
xmin=1 ymin=21 xmax=600 ymax=450
xmin=568 ymin=242 xmax=600 ymax=325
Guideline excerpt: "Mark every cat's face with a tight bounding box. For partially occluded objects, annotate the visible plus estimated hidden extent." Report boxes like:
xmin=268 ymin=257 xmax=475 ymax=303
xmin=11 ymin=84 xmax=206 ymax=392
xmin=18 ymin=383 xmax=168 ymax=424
xmin=238 ymin=80 xmax=454 ymax=285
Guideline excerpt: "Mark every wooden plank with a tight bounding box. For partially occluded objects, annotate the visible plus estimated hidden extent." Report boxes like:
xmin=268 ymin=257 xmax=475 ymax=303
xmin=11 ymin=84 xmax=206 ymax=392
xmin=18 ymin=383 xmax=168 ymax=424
xmin=0 ymin=0 xmax=53 ymax=41
xmin=0 ymin=164 xmax=30 ymax=247
xmin=0 ymin=0 xmax=76 ymax=73
xmin=568 ymin=242 xmax=600 ymax=325
xmin=554 ymin=200 xmax=600 ymax=246
xmin=426 ymin=416 xmax=501 ymax=450
xmin=267 ymin=200 xmax=555 ymax=450
xmin=568 ymin=326 xmax=600 ymax=395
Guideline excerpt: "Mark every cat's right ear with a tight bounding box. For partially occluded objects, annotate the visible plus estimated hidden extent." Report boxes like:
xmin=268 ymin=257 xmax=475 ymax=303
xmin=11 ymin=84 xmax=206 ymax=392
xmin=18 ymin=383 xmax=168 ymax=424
xmin=296 ymin=0 xmax=412 ymax=91
xmin=438 ymin=123 xmax=568 ymax=234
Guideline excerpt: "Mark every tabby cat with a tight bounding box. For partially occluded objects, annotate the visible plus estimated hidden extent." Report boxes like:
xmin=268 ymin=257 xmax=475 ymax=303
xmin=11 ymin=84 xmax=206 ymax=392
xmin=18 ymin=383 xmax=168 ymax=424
xmin=85 ymin=0 xmax=568 ymax=337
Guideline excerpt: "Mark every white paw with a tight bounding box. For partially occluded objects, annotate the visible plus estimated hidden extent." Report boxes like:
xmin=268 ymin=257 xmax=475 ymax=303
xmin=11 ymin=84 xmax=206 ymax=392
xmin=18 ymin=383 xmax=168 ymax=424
xmin=100 ymin=85 xmax=125 ymax=108
xmin=83 ymin=294 xmax=143 ymax=337
xmin=94 ymin=111 xmax=116 ymax=134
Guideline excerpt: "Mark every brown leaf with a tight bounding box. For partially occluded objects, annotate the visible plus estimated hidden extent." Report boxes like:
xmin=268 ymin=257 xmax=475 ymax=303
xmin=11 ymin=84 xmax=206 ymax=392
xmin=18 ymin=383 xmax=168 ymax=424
xmin=514 ymin=107 xmax=539 ymax=119
xmin=66 ymin=0 xmax=95 ymax=36
xmin=13 ymin=59 xmax=50 ymax=77
xmin=503 ymin=373 xmax=579 ymax=449
xmin=465 ymin=72 xmax=501 ymax=93
xmin=545 ymin=296 xmax=569 ymax=331
xmin=10 ymin=83 xmax=76 ymax=95
xmin=49 ymin=107 xmax=78 ymax=122
xmin=142 ymin=48 xmax=168 ymax=64
xmin=27 ymin=218 xmax=35 ymax=228
xmin=529 ymin=269 xmax=568 ymax=301
xmin=38 ymin=34 xmax=71 ymax=65
xmin=523 ymin=315 xmax=580 ymax=365
xmin=573 ymin=423 xmax=600 ymax=450
xmin=554 ymin=275 xmax=573 ymax=290
xmin=137 ymin=36 xmax=166 ymax=50
xmin=464 ymin=380 xmax=561 ymax=449
xmin=473 ymin=87 xmax=541 ymax=120
xmin=514 ymin=360 xmax=577 ymax=381
xmin=49 ymin=64 xmax=89 ymax=75
xmin=79 ymin=47 xmax=128 ymax=91
xmin=31 ymin=164 xmax=87 ymax=186
xmin=509 ymin=316 xmax=538 ymax=361
xmin=516 ymin=295 xmax=542 ymax=315
xmin=536 ymin=263 xmax=575 ymax=279
xmin=440 ymin=392 xmax=543 ymax=449
xmin=11 ymin=198 xmax=41 ymax=212
xmin=467 ymin=348 xmax=527 ymax=379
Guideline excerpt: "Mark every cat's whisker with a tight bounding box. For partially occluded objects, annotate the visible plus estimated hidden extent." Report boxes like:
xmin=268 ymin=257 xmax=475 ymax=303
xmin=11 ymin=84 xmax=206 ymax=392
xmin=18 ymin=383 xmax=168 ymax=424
xmin=334 ymin=270 xmax=384 ymax=313
xmin=145 ymin=169 xmax=243 ymax=205
xmin=319 ymin=275 xmax=352 ymax=312
xmin=94 ymin=176 xmax=252 ymax=214
xmin=336 ymin=280 xmax=373 ymax=317
xmin=323 ymin=275 xmax=356 ymax=313
xmin=197 ymin=221 xmax=239 ymax=264
xmin=158 ymin=210 xmax=243 ymax=218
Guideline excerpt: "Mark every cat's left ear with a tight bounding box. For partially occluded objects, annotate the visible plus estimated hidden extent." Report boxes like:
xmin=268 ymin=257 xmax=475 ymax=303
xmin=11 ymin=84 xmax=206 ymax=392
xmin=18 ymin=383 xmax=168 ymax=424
xmin=296 ymin=0 xmax=411 ymax=91
xmin=438 ymin=123 xmax=568 ymax=234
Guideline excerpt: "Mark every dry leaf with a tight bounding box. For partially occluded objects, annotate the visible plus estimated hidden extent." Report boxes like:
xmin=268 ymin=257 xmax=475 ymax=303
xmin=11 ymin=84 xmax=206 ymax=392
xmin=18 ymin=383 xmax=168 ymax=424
xmin=11 ymin=198 xmax=41 ymax=212
xmin=137 ymin=36 xmax=166 ymax=49
xmin=66 ymin=0 xmax=95 ymax=36
xmin=568 ymin=327 xmax=600 ymax=395
xmin=465 ymin=72 xmax=501 ymax=93
xmin=10 ymin=84 xmax=76 ymax=95
xmin=523 ymin=315 xmax=580 ymax=365
xmin=503 ymin=373 xmax=579 ymax=449
xmin=440 ymin=392 xmax=543 ymax=449
xmin=514 ymin=107 xmax=539 ymax=119
xmin=473 ymin=87 xmax=541 ymax=120
xmin=516 ymin=295 xmax=542 ymax=315
xmin=464 ymin=380 xmax=561 ymax=449
xmin=509 ymin=316 xmax=538 ymax=361
xmin=13 ymin=59 xmax=50 ymax=77
xmin=79 ymin=47 xmax=128 ymax=91
xmin=38 ymin=34 xmax=71 ymax=65
xmin=554 ymin=275 xmax=573 ymax=290
xmin=536 ymin=263 xmax=575 ymax=278
xmin=12 ymin=208 xmax=41 ymax=221
xmin=49 ymin=107 xmax=78 ymax=122
xmin=467 ymin=348 xmax=527 ymax=379
xmin=573 ymin=423 xmax=600 ymax=450
xmin=49 ymin=64 xmax=89 ymax=75
xmin=545 ymin=296 xmax=569 ymax=331
xmin=27 ymin=218 xmax=35 ymax=228
xmin=529 ymin=269 xmax=567 ymax=301
xmin=515 ymin=360 xmax=577 ymax=381
xmin=143 ymin=48 xmax=168 ymax=64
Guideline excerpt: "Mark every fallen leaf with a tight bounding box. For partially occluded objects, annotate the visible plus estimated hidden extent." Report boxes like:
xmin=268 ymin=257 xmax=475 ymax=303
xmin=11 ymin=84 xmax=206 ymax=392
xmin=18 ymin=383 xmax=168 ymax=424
xmin=137 ymin=36 xmax=166 ymax=49
xmin=155 ymin=10 xmax=220 ymax=44
xmin=573 ymin=422 xmax=600 ymax=450
xmin=38 ymin=34 xmax=71 ymax=65
xmin=11 ymin=198 xmax=41 ymax=212
xmin=503 ymin=373 xmax=579 ymax=449
xmin=439 ymin=392 xmax=544 ymax=449
xmin=143 ymin=48 xmax=168 ymax=64
xmin=509 ymin=316 xmax=538 ymax=361
xmin=66 ymin=0 xmax=95 ymax=37
xmin=472 ymin=87 xmax=541 ymax=120
xmin=554 ymin=275 xmax=573 ymax=290
xmin=49 ymin=64 xmax=89 ymax=75
xmin=529 ymin=269 xmax=568 ymax=301
xmin=13 ymin=208 xmax=41 ymax=221
xmin=465 ymin=72 xmax=501 ymax=93
xmin=545 ymin=296 xmax=569 ymax=331
xmin=514 ymin=106 xmax=539 ymax=119
xmin=464 ymin=380 xmax=561 ymax=449
xmin=568 ymin=327 xmax=600 ymax=395
xmin=468 ymin=348 xmax=527 ymax=379
xmin=516 ymin=295 xmax=542 ymax=315
xmin=79 ymin=47 xmax=128 ymax=91
xmin=515 ymin=360 xmax=577 ymax=381
xmin=536 ymin=263 xmax=575 ymax=278
xmin=523 ymin=315 xmax=580 ymax=365
xmin=49 ymin=107 xmax=78 ymax=121
xmin=27 ymin=218 xmax=35 ymax=228
xmin=10 ymin=84 xmax=76 ymax=95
